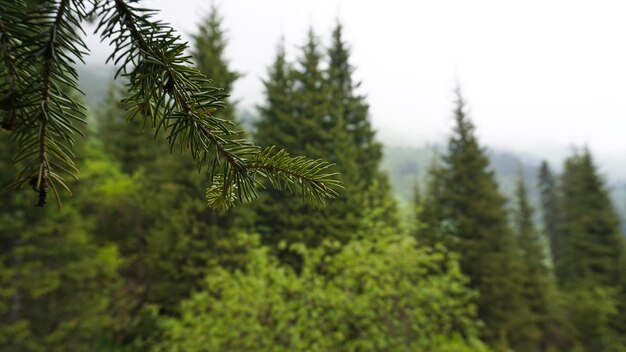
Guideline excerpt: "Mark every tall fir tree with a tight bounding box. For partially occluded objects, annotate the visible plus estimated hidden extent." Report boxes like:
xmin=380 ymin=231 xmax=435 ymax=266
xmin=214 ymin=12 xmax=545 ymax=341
xmin=557 ymin=149 xmax=623 ymax=287
xmin=416 ymin=156 xmax=448 ymax=246
xmin=98 ymin=82 xmax=165 ymax=174
xmin=254 ymin=27 xmax=396 ymax=265
xmin=186 ymin=3 xmax=252 ymax=259
xmin=556 ymin=149 xmax=626 ymax=351
xmin=254 ymin=30 xmax=355 ymax=266
xmin=254 ymin=39 xmax=296 ymax=151
xmin=423 ymin=88 xmax=525 ymax=349
xmin=326 ymin=24 xmax=379 ymax=188
xmin=191 ymin=4 xmax=240 ymax=123
xmin=538 ymin=160 xmax=561 ymax=263
xmin=326 ymin=23 xmax=398 ymax=232
xmin=512 ymin=176 xmax=555 ymax=352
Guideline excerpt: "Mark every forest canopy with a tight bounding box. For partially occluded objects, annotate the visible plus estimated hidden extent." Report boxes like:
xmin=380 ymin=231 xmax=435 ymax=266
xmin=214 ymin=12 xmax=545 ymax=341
xmin=2 ymin=1 xmax=626 ymax=352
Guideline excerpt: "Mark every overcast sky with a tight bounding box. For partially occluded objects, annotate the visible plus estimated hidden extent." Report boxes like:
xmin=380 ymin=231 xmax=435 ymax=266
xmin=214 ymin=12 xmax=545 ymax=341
xmin=85 ymin=0 xmax=626 ymax=166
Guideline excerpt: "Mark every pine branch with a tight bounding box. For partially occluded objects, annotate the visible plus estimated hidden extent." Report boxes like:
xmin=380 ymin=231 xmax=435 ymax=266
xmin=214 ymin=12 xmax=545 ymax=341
xmin=206 ymin=147 xmax=342 ymax=211
xmin=1 ymin=0 xmax=342 ymax=208
xmin=97 ymin=0 xmax=342 ymax=210
xmin=247 ymin=147 xmax=341 ymax=203
xmin=4 ymin=0 xmax=88 ymax=207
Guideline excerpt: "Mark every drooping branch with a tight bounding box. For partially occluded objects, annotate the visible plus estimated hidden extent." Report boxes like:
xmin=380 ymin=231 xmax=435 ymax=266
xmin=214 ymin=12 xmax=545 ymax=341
xmin=1 ymin=0 xmax=341 ymax=208
xmin=5 ymin=0 xmax=88 ymax=207
xmin=35 ymin=0 xmax=71 ymax=206
xmin=97 ymin=0 xmax=341 ymax=210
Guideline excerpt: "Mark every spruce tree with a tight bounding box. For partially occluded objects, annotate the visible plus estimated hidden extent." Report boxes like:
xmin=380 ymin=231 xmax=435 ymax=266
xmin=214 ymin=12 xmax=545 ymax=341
xmin=254 ymin=40 xmax=295 ymax=150
xmin=254 ymin=29 xmax=371 ymax=265
xmin=326 ymin=23 xmax=379 ymax=188
xmin=538 ymin=160 xmax=561 ymax=262
xmin=326 ymin=23 xmax=398 ymax=232
xmin=512 ymin=176 xmax=555 ymax=352
xmin=416 ymin=156 xmax=448 ymax=246
xmin=557 ymin=149 xmax=623 ymax=287
xmin=425 ymin=88 xmax=525 ymax=348
xmin=191 ymin=4 xmax=240 ymax=123
xmin=98 ymin=82 xmax=164 ymax=174
xmin=554 ymin=149 xmax=626 ymax=351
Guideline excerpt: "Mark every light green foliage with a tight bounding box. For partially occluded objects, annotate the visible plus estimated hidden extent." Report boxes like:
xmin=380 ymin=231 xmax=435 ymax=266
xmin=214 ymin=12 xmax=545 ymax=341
xmin=155 ymin=235 xmax=490 ymax=352
xmin=0 ymin=132 xmax=122 ymax=352
xmin=357 ymin=176 xmax=405 ymax=239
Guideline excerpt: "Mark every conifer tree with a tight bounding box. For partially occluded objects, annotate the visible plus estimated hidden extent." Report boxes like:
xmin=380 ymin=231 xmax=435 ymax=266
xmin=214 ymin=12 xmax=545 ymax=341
xmin=326 ymin=24 xmax=379 ymax=188
xmin=188 ymin=4 xmax=252 ymax=239
xmin=538 ymin=161 xmax=561 ymax=262
xmin=326 ymin=23 xmax=398 ymax=232
xmin=416 ymin=157 xmax=448 ymax=246
xmin=425 ymin=88 xmax=525 ymax=348
xmin=191 ymin=4 xmax=240 ymax=123
xmin=254 ymin=27 xmax=396 ymax=265
xmin=254 ymin=31 xmax=357 ymax=266
xmin=98 ymin=82 xmax=165 ymax=174
xmin=254 ymin=40 xmax=295 ymax=149
xmin=512 ymin=176 xmax=555 ymax=352
xmin=557 ymin=149 xmax=623 ymax=287
xmin=554 ymin=149 xmax=626 ymax=351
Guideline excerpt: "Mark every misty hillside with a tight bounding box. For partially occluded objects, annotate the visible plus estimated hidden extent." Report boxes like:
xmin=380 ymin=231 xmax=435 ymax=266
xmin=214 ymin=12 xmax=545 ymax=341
xmin=381 ymin=145 xmax=626 ymax=233
xmin=381 ymin=145 xmax=539 ymax=204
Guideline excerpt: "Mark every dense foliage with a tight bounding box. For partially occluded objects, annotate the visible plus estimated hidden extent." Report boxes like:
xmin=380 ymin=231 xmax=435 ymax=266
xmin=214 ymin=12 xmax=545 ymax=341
xmin=155 ymin=236 xmax=489 ymax=352
xmin=1 ymin=2 xmax=626 ymax=352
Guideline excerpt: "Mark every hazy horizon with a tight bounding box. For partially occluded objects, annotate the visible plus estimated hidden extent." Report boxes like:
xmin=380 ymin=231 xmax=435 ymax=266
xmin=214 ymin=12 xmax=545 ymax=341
xmin=83 ymin=0 xmax=626 ymax=176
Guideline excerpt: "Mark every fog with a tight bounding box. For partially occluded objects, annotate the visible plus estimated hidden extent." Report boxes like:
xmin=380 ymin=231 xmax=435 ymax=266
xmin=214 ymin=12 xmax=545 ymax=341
xmin=85 ymin=0 xmax=626 ymax=173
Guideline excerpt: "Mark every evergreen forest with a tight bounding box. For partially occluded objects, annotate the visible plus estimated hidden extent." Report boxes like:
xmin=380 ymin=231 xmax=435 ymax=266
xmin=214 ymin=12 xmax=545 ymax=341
xmin=2 ymin=2 xmax=626 ymax=351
